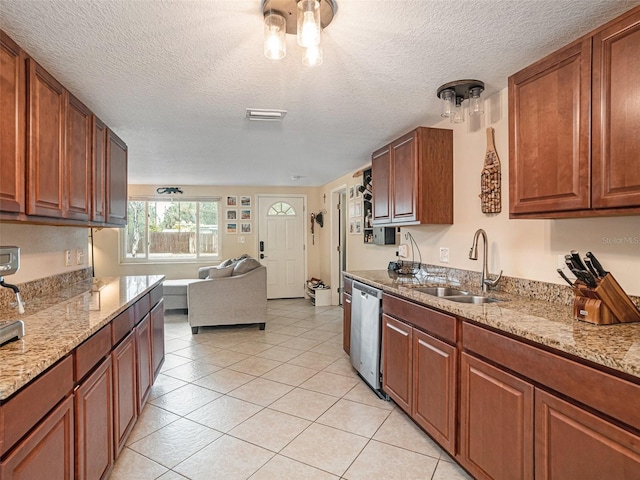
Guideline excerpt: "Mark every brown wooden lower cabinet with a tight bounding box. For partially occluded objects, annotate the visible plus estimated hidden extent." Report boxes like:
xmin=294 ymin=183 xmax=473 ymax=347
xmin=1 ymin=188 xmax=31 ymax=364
xmin=0 ymin=395 xmax=74 ymax=480
xmin=535 ymin=388 xmax=640 ymax=479
xmin=343 ymin=293 xmax=351 ymax=354
xmin=382 ymin=314 xmax=413 ymax=413
xmin=412 ymin=329 xmax=456 ymax=454
xmin=112 ymin=331 xmax=138 ymax=456
xmin=135 ymin=314 xmax=152 ymax=412
xmin=460 ymin=352 xmax=534 ymax=480
xmin=151 ymin=299 xmax=165 ymax=379
xmin=75 ymin=357 xmax=113 ymax=480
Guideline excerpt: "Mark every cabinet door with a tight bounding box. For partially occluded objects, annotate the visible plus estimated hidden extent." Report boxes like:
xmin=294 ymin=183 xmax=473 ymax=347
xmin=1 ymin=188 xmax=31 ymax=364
xmin=382 ymin=314 xmax=412 ymax=413
xmin=65 ymin=93 xmax=91 ymax=221
xmin=92 ymin=117 xmax=107 ymax=222
xmin=535 ymin=388 xmax=640 ymax=479
xmin=391 ymin=131 xmax=418 ymax=223
xmin=460 ymin=353 xmax=534 ymax=480
xmin=75 ymin=357 xmax=113 ymax=480
xmin=343 ymin=293 xmax=351 ymax=355
xmin=0 ymin=395 xmax=74 ymax=480
xmin=106 ymin=129 xmax=128 ymax=225
xmin=26 ymin=59 xmax=66 ymax=218
xmin=412 ymin=330 xmax=456 ymax=454
xmin=371 ymin=145 xmax=391 ymax=224
xmin=592 ymin=9 xmax=640 ymax=209
xmin=112 ymin=331 xmax=137 ymax=456
xmin=0 ymin=32 xmax=26 ymax=213
xmin=135 ymin=314 xmax=152 ymax=412
xmin=151 ymin=299 xmax=165 ymax=380
xmin=509 ymin=39 xmax=591 ymax=215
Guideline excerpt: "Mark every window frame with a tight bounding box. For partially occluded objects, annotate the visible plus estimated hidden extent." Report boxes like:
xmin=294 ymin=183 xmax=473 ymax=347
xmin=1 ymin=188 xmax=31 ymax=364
xmin=119 ymin=196 xmax=221 ymax=264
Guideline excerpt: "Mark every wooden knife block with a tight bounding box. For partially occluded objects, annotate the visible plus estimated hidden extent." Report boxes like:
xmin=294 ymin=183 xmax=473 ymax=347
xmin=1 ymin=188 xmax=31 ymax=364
xmin=572 ymin=273 xmax=640 ymax=325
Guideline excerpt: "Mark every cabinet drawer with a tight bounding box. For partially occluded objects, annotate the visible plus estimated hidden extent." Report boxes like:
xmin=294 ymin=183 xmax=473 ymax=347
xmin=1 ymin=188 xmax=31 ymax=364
xmin=133 ymin=294 xmax=150 ymax=325
xmin=149 ymin=284 xmax=163 ymax=307
xmin=462 ymin=321 xmax=640 ymax=431
xmin=383 ymin=293 xmax=456 ymax=343
xmin=74 ymin=324 xmax=111 ymax=382
xmin=0 ymin=355 xmax=73 ymax=456
xmin=111 ymin=308 xmax=134 ymax=346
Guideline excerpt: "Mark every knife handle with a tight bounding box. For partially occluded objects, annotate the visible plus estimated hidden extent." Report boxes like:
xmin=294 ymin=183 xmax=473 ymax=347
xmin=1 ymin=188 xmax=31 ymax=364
xmin=557 ymin=268 xmax=575 ymax=287
xmin=583 ymin=258 xmax=600 ymax=279
xmin=570 ymin=250 xmax=588 ymax=271
xmin=586 ymin=252 xmax=608 ymax=277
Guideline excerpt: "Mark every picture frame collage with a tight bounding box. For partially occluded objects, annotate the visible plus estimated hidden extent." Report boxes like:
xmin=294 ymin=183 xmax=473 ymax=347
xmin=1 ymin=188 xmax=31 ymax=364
xmin=348 ymin=184 xmax=362 ymax=235
xmin=225 ymin=195 xmax=252 ymax=234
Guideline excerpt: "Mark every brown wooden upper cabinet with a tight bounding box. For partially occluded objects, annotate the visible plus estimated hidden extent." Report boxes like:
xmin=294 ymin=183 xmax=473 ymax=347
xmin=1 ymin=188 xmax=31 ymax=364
xmin=0 ymin=30 xmax=128 ymax=227
xmin=371 ymin=127 xmax=453 ymax=226
xmin=106 ymin=129 xmax=128 ymax=226
xmin=509 ymin=6 xmax=640 ymax=218
xmin=0 ymin=32 xmax=26 ymax=214
xmin=26 ymin=59 xmax=67 ymax=219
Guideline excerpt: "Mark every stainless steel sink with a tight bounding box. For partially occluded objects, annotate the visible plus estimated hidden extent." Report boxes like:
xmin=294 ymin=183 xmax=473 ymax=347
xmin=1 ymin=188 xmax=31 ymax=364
xmin=444 ymin=295 xmax=504 ymax=304
xmin=413 ymin=286 xmax=469 ymax=297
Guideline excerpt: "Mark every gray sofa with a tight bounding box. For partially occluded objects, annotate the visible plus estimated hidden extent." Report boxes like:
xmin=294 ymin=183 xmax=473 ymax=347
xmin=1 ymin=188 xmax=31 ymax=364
xmin=186 ymin=259 xmax=267 ymax=334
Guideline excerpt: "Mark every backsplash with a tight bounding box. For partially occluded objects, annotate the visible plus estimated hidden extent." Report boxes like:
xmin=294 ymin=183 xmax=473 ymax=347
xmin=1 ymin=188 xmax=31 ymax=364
xmin=0 ymin=268 xmax=92 ymax=313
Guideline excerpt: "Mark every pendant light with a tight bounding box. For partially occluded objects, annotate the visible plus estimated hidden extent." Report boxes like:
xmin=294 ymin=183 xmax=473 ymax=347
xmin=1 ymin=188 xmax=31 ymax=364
xmin=264 ymin=12 xmax=286 ymax=60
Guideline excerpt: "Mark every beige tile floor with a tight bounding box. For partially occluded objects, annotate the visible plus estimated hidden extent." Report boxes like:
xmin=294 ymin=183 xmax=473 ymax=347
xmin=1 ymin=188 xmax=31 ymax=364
xmin=111 ymin=299 xmax=473 ymax=480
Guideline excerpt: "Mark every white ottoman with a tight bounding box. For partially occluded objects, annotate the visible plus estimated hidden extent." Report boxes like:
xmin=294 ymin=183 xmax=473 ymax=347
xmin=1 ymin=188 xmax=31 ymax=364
xmin=163 ymin=279 xmax=201 ymax=311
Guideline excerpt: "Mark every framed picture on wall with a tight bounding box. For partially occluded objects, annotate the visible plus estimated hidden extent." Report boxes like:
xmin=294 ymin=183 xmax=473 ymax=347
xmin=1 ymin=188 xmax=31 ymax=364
xmin=354 ymin=201 xmax=362 ymax=217
xmin=226 ymin=196 xmax=237 ymax=207
xmin=226 ymin=223 xmax=237 ymax=234
xmin=240 ymin=209 xmax=251 ymax=220
xmin=226 ymin=209 xmax=237 ymax=220
xmin=349 ymin=186 xmax=355 ymax=199
xmin=241 ymin=223 xmax=252 ymax=234
xmin=349 ymin=202 xmax=355 ymax=218
xmin=240 ymin=196 xmax=252 ymax=207
xmin=355 ymin=219 xmax=362 ymax=234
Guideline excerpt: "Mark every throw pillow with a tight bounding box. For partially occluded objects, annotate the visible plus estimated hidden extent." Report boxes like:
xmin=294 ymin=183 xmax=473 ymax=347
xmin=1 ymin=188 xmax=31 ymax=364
xmin=208 ymin=265 xmax=234 ymax=279
xmin=232 ymin=257 xmax=261 ymax=275
xmin=218 ymin=258 xmax=234 ymax=268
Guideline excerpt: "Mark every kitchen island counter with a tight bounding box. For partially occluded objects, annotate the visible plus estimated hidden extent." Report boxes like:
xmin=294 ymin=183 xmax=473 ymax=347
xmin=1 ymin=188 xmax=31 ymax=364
xmin=0 ymin=275 xmax=164 ymax=400
xmin=345 ymin=270 xmax=640 ymax=380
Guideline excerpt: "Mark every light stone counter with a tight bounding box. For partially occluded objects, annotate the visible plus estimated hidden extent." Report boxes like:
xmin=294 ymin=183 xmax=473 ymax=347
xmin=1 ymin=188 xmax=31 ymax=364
xmin=346 ymin=270 xmax=640 ymax=380
xmin=0 ymin=275 xmax=165 ymax=400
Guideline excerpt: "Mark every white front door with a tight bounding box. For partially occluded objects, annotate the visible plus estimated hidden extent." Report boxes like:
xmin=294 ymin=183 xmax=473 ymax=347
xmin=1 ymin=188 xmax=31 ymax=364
xmin=257 ymin=195 xmax=305 ymax=299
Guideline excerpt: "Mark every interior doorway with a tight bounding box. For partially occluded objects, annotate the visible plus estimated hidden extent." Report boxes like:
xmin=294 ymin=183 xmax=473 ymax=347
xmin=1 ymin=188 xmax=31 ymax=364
xmin=330 ymin=186 xmax=347 ymax=306
xmin=257 ymin=194 xmax=306 ymax=299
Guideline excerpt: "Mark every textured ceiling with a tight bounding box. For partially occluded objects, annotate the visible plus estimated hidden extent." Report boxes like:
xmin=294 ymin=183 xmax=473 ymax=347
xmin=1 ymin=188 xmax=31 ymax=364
xmin=1 ymin=0 xmax=638 ymax=187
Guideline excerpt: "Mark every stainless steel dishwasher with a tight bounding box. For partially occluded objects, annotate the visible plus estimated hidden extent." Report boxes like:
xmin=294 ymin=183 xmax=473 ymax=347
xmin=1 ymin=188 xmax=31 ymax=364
xmin=350 ymin=281 xmax=385 ymax=397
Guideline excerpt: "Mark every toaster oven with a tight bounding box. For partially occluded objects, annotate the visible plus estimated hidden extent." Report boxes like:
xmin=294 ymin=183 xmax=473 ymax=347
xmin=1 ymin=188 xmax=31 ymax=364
xmin=0 ymin=246 xmax=20 ymax=276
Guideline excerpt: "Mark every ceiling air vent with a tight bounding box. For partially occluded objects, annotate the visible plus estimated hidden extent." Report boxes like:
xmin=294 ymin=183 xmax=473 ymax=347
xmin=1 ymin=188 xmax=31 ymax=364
xmin=245 ymin=108 xmax=287 ymax=121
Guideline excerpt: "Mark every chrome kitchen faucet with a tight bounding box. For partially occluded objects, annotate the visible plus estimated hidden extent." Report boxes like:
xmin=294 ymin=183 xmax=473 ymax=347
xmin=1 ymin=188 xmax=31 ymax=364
xmin=469 ymin=229 xmax=503 ymax=293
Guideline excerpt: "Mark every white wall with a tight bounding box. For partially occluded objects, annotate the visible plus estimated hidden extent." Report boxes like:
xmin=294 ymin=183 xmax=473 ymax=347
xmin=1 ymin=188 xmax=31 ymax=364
xmin=92 ymin=184 xmax=320 ymax=280
xmin=0 ymin=223 xmax=89 ymax=283
xmin=402 ymin=88 xmax=640 ymax=295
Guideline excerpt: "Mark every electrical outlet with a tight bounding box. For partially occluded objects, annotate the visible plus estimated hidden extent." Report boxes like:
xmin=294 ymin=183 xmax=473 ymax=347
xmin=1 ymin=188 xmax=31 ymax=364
xmin=76 ymin=248 xmax=85 ymax=265
xmin=65 ymin=250 xmax=72 ymax=267
xmin=439 ymin=247 xmax=449 ymax=263
xmin=398 ymin=244 xmax=409 ymax=258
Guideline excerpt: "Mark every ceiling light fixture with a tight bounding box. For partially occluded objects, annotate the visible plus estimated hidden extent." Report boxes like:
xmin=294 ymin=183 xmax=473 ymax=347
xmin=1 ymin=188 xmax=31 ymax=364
xmin=261 ymin=0 xmax=338 ymax=66
xmin=246 ymin=108 xmax=287 ymax=121
xmin=437 ymin=80 xmax=485 ymax=124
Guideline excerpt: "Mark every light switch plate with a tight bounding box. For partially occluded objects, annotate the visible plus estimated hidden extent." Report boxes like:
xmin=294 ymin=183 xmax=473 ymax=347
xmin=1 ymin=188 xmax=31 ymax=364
xmin=398 ymin=244 xmax=409 ymax=258
xmin=439 ymin=247 xmax=449 ymax=263
xmin=65 ymin=250 xmax=72 ymax=267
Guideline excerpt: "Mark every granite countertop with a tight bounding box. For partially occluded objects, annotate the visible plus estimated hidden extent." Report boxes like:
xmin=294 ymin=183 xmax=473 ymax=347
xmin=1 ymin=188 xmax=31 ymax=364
xmin=0 ymin=275 xmax=165 ymax=401
xmin=345 ymin=270 xmax=640 ymax=380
